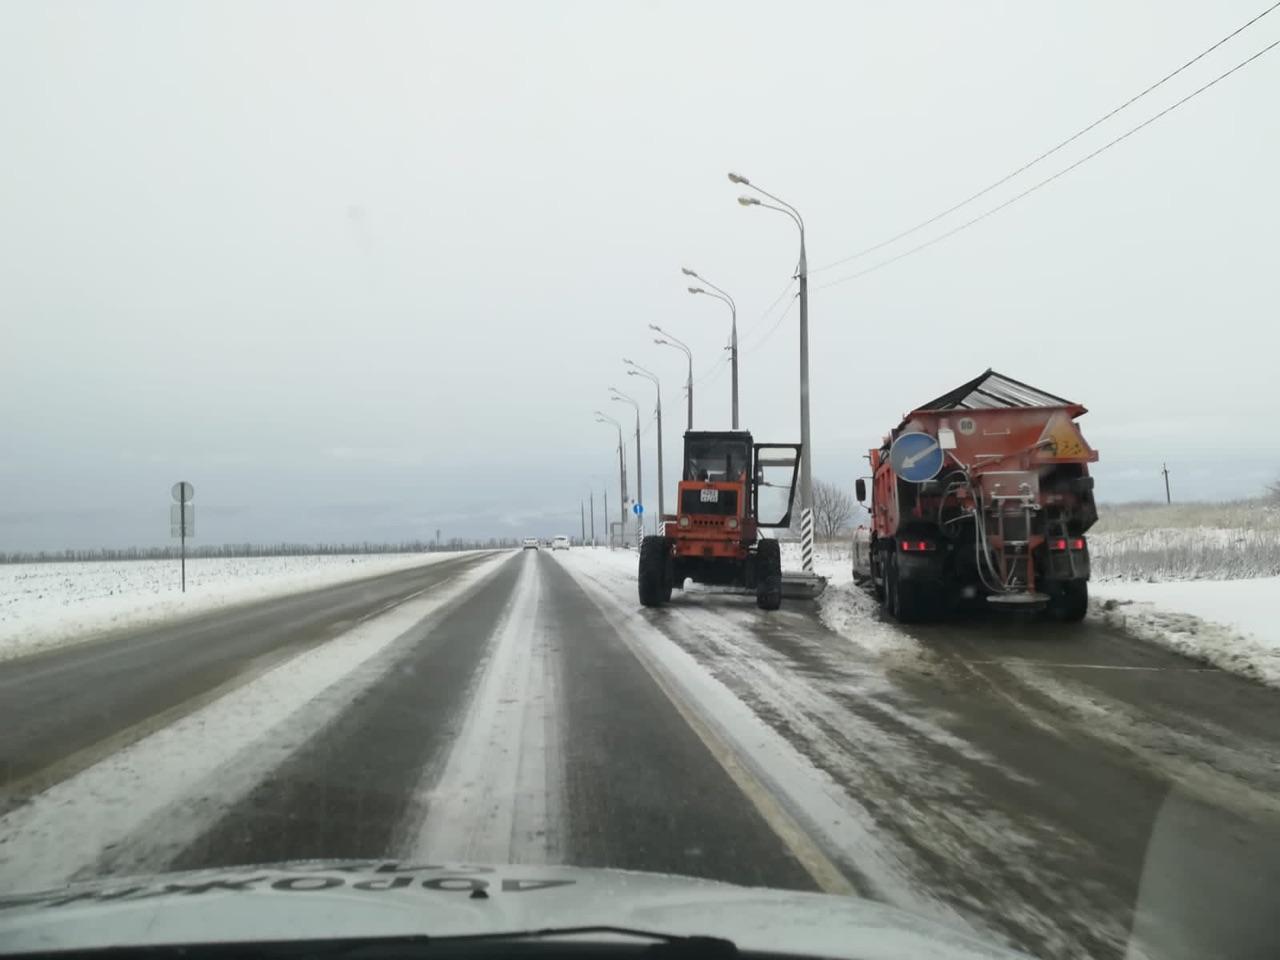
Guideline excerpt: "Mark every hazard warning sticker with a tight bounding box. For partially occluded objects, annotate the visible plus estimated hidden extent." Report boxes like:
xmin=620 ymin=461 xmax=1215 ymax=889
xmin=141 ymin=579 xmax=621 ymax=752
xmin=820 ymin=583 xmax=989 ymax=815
xmin=1039 ymin=413 xmax=1091 ymax=459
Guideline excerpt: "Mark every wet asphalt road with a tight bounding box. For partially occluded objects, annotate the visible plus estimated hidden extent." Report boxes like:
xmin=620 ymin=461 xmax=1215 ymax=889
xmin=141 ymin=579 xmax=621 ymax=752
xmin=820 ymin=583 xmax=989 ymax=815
xmin=0 ymin=552 xmax=498 ymax=808
xmin=2 ymin=548 xmax=1279 ymax=960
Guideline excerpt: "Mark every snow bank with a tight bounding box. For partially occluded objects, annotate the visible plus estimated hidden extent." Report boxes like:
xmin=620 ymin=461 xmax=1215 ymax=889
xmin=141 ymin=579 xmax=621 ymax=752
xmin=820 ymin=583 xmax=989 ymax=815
xmin=777 ymin=541 xmax=919 ymax=658
xmin=1091 ymin=578 xmax=1280 ymax=688
xmin=0 ymin=552 xmax=477 ymax=663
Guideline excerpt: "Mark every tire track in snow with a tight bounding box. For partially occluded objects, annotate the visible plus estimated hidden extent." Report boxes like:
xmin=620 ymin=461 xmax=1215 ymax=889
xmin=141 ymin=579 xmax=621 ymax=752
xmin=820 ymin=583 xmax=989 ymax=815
xmin=651 ymin=599 xmax=1128 ymax=959
xmin=404 ymin=551 xmax=565 ymax=864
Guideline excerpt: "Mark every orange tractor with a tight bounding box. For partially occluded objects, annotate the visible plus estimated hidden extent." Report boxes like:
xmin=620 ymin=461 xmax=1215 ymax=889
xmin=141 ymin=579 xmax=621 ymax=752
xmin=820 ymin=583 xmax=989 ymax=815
xmin=639 ymin=430 xmax=801 ymax=610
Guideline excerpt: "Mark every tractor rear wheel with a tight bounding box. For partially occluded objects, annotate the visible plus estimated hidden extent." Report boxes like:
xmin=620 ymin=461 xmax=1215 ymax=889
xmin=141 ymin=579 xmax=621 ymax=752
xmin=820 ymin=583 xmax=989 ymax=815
xmin=638 ymin=536 xmax=672 ymax=608
xmin=755 ymin=538 xmax=782 ymax=610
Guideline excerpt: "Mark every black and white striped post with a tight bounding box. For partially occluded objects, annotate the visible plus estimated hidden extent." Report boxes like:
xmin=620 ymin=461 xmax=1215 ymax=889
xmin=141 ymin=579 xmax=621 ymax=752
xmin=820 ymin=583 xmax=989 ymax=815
xmin=800 ymin=507 xmax=815 ymax=573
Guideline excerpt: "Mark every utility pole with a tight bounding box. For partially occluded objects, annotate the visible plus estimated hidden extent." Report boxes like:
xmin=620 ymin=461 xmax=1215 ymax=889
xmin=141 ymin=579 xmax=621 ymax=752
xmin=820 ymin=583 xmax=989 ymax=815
xmin=732 ymin=172 xmax=814 ymax=573
xmin=589 ymin=490 xmax=595 ymax=546
xmin=596 ymin=412 xmax=628 ymax=544
xmin=611 ymin=389 xmax=643 ymax=541
xmin=684 ymin=272 xmax=737 ymax=429
xmin=604 ymin=488 xmax=609 ymax=547
xmin=1162 ymin=463 xmax=1171 ymax=504
xmin=580 ymin=500 xmax=586 ymax=542
xmin=651 ymin=325 xmax=694 ymax=431
xmin=625 ymin=360 xmax=665 ymax=522
xmin=634 ymin=416 xmax=643 ymax=537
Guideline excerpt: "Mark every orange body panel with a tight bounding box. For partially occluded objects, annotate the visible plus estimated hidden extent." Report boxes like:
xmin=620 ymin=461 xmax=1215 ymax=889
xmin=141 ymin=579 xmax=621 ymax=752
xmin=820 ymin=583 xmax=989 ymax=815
xmin=667 ymin=480 xmax=754 ymax=560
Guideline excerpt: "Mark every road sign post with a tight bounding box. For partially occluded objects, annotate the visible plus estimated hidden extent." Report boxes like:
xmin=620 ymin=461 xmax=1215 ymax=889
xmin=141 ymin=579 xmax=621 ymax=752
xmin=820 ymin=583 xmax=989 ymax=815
xmin=633 ymin=501 xmax=644 ymax=543
xmin=170 ymin=481 xmax=195 ymax=592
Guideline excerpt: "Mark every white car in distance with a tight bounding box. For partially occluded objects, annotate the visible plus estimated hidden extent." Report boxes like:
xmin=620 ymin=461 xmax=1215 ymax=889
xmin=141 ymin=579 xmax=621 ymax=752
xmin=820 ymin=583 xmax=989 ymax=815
xmin=522 ymin=538 xmax=539 ymax=550
xmin=552 ymin=535 xmax=571 ymax=551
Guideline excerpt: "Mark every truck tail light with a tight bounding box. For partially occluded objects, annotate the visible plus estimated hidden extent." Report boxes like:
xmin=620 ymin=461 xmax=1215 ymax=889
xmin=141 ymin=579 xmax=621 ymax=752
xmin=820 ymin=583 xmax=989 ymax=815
xmin=678 ymin=516 xmax=690 ymax=529
xmin=900 ymin=540 xmax=935 ymax=552
xmin=726 ymin=517 xmax=740 ymax=530
xmin=1050 ymin=537 xmax=1087 ymax=551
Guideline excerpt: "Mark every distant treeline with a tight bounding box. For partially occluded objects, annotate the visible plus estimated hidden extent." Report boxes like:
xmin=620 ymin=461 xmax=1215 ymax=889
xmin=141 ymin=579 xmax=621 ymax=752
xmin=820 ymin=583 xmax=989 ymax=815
xmin=0 ymin=539 xmax=520 ymax=564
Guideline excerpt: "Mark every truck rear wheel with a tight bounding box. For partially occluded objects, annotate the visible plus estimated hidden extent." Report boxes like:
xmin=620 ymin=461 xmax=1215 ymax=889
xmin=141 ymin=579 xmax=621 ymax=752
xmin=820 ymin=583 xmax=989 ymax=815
xmin=1047 ymin=580 xmax=1088 ymax=622
xmin=888 ymin=551 xmax=928 ymax=624
xmin=638 ymin=536 xmax=672 ymax=607
xmin=755 ymin=539 xmax=782 ymax=610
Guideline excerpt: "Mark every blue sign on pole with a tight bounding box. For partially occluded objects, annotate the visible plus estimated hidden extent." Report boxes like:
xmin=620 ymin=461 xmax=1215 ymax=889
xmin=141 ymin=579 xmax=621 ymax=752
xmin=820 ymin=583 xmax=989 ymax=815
xmin=632 ymin=502 xmax=644 ymax=516
xmin=889 ymin=432 xmax=945 ymax=483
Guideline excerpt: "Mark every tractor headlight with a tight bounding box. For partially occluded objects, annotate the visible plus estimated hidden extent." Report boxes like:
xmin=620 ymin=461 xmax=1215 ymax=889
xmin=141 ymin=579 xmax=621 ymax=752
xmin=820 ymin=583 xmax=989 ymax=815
xmin=678 ymin=515 xmax=691 ymax=528
xmin=726 ymin=517 xmax=740 ymax=530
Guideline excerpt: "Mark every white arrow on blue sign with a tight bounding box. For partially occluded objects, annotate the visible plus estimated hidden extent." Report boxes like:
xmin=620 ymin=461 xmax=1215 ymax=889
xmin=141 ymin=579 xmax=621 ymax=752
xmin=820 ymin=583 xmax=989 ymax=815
xmin=889 ymin=432 xmax=946 ymax=483
xmin=632 ymin=502 xmax=644 ymax=516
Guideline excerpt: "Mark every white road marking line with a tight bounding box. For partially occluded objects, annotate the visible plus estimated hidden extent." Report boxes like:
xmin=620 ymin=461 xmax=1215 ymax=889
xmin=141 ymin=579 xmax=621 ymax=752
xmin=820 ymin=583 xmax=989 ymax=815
xmin=0 ymin=553 xmax=514 ymax=894
xmin=964 ymin=660 xmax=1218 ymax=671
xmin=405 ymin=552 xmax=564 ymax=864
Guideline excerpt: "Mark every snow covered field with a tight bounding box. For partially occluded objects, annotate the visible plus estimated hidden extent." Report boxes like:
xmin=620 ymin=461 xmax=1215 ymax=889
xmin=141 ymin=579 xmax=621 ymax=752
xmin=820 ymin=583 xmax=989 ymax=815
xmin=1089 ymin=527 xmax=1280 ymax=582
xmin=0 ymin=552 xmax=475 ymax=662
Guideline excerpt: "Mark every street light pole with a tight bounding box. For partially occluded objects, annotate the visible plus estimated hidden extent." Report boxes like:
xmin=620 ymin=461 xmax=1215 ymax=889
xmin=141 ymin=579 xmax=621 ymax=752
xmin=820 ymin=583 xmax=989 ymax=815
xmin=731 ymin=171 xmax=814 ymax=572
xmin=589 ymin=490 xmax=595 ymax=545
xmin=650 ymin=324 xmax=693 ymax=431
xmin=625 ymin=360 xmax=664 ymax=522
xmin=611 ymin=388 xmax=643 ymax=539
xmin=684 ymin=271 xmax=738 ymax=430
xmin=595 ymin=411 xmax=628 ymax=543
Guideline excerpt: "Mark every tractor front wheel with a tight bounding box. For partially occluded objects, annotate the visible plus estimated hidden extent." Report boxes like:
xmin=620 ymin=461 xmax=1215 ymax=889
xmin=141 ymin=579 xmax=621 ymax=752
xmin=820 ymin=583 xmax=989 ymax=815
xmin=755 ymin=538 xmax=782 ymax=611
xmin=639 ymin=536 xmax=672 ymax=608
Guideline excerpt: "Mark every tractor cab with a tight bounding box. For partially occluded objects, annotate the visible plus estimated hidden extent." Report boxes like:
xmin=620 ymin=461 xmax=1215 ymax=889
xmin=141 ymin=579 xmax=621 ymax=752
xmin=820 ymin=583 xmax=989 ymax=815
xmin=639 ymin=430 xmax=800 ymax=611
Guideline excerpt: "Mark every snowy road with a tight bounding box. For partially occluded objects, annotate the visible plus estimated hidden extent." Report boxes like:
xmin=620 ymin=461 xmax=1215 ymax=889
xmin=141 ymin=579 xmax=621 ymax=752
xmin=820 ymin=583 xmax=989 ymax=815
xmin=2 ymin=548 xmax=1279 ymax=960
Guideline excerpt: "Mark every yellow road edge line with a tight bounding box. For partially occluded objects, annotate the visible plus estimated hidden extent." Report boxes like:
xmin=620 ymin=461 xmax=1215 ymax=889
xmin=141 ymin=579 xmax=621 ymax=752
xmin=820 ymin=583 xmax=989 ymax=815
xmin=634 ymin=648 xmax=857 ymax=895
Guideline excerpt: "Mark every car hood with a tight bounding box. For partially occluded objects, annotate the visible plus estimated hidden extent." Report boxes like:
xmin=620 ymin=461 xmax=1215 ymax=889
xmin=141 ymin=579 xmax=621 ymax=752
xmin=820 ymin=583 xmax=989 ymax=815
xmin=0 ymin=861 xmax=1027 ymax=959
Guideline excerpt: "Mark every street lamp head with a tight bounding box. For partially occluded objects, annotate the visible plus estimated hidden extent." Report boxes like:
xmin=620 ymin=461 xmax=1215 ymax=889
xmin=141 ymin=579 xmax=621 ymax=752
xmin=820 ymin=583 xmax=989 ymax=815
xmin=738 ymin=196 xmax=760 ymax=207
xmin=680 ymin=267 xmax=697 ymax=277
xmin=648 ymin=323 xmax=661 ymax=331
xmin=687 ymin=286 xmax=703 ymax=295
xmin=728 ymin=172 xmax=750 ymax=185
xmin=653 ymin=338 xmax=668 ymax=345
xmin=622 ymin=358 xmax=634 ymax=366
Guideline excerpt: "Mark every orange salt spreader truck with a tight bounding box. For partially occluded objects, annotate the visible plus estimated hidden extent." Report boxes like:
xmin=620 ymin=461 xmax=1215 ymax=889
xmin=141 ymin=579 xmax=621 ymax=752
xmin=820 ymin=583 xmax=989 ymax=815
xmin=852 ymin=370 xmax=1099 ymax=622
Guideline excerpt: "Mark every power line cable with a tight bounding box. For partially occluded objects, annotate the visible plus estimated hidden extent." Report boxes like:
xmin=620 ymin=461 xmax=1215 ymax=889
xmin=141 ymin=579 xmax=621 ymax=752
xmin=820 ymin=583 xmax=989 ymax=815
xmin=811 ymin=1 xmax=1280 ymax=275
xmin=742 ymin=297 xmax=798 ymax=356
xmin=814 ymin=36 xmax=1280 ymax=291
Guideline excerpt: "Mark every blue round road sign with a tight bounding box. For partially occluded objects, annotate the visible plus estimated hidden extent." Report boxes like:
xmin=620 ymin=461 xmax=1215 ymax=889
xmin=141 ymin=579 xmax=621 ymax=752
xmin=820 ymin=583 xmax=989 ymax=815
xmin=889 ymin=432 xmax=945 ymax=483
xmin=632 ymin=502 xmax=644 ymax=516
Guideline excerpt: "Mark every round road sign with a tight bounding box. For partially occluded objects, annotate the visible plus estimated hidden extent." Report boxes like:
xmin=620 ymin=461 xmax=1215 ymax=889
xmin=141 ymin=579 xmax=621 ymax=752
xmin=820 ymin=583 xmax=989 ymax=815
xmin=171 ymin=481 xmax=195 ymax=503
xmin=889 ymin=432 xmax=945 ymax=483
xmin=632 ymin=502 xmax=644 ymax=516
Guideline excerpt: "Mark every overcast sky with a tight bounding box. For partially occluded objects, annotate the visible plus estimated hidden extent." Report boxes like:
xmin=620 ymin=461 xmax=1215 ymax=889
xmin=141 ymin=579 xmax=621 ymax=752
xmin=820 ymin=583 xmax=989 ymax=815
xmin=3 ymin=1 xmax=1278 ymax=550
